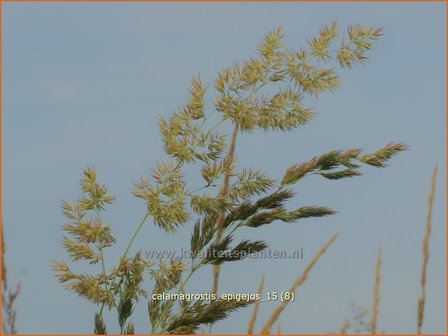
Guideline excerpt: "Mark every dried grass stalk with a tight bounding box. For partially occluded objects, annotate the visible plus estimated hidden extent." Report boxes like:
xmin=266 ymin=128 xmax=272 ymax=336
xmin=2 ymin=225 xmax=6 ymax=288
xmin=248 ymin=275 xmax=266 ymax=334
xmin=1 ymin=225 xmax=21 ymax=335
xmin=212 ymin=124 xmax=238 ymax=295
xmin=260 ymin=232 xmax=340 ymax=334
xmin=417 ymin=164 xmax=437 ymax=334
xmin=369 ymin=247 xmax=382 ymax=334
xmin=338 ymin=319 xmax=350 ymax=334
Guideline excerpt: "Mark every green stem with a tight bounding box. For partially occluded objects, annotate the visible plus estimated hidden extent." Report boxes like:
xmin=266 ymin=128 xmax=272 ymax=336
xmin=98 ymin=211 xmax=150 ymax=316
xmin=119 ymin=212 xmax=150 ymax=268
xmin=187 ymin=184 xmax=210 ymax=196
xmin=98 ymin=247 xmax=118 ymax=310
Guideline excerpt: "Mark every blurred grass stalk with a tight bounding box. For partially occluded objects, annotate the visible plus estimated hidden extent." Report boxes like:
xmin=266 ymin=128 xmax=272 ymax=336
xmin=260 ymin=232 xmax=340 ymax=334
xmin=247 ymin=275 xmax=265 ymax=335
xmin=2 ymin=225 xmax=21 ymax=335
xmin=369 ymin=247 xmax=382 ymax=334
xmin=417 ymin=164 xmax=437 ymax=334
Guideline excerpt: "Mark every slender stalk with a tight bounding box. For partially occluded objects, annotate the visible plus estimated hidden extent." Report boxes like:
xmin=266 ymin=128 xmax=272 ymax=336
xmin=369 ymin=247 xmax=382 ymax=334
xmin=417 ymin=164 xmax=437 ymax=334
xmin=98 ymin=211 xmax=150 ymax=316
xmin=100 ymin=249 xmax=107 ymax=292
xmin=118 ymin=212 xmax=150 ymax=270
xmin=248 ymin=275 xmax=265 ymax=334
xmin=98 ymin=247 xmax=119 ymax=310
xmin=95 ymin=209 xmax=117 ymax=310
xmin=1 ymin=225 xmax=20 ymax=335
xmin=338 ymin=320 xmax=350 ymax=334
xmin=1 ymin=224 xmax=6 ymax=290
xmin=261 ymin=232 xmax=340 ymax=334
xmin=212 ymin=123 xmax=238 ymax=296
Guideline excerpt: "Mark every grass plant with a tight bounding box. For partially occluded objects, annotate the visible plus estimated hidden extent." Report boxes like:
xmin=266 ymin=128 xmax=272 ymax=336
xmin=51 ymin=23 xmax=410 ymax=334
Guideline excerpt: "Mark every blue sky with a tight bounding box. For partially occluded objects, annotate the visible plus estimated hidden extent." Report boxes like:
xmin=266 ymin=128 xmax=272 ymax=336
xmin=2 ymin=2 xmax=446 ymax=334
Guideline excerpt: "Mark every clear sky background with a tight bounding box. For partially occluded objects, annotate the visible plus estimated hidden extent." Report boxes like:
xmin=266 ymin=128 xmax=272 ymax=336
xmin=2 ymin=2 xmax=446 ymax=334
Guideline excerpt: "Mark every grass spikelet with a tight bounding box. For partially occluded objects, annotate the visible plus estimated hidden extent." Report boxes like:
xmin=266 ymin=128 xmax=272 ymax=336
xmin=94 ymin=312 xmax=107 ymax=335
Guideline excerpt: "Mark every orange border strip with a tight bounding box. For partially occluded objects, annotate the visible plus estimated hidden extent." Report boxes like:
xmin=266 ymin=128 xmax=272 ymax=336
xmin=0 ymin=0 xmax=446 ymax=2
xmin=0 ymin=1 xmax=446 ymax=336
xmin=1 ymin=0 xmax=3 ymax=332
xmin=445 ymin=1 xmax=448 ymax=335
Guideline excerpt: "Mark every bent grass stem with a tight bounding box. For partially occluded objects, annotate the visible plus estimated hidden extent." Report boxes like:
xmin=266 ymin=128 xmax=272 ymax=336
xmin=98 ymin=211 xmax=150 ymax=316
